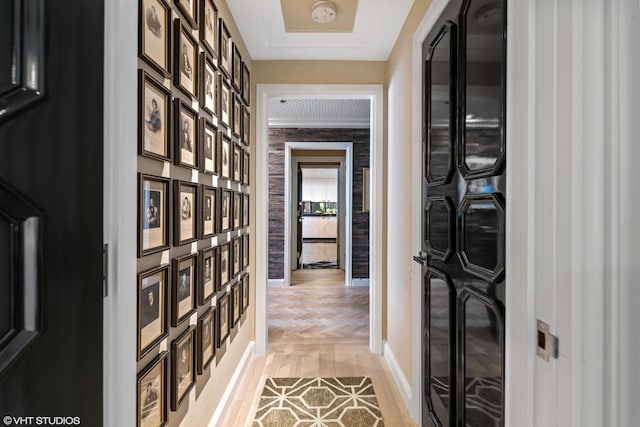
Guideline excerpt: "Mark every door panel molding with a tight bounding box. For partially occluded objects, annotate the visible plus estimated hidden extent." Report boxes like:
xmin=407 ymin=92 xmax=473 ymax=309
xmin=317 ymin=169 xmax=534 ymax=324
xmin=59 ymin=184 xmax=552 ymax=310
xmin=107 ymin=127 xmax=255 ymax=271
xmin=425 ymin=196 xmax=455 ymax=262
xmin=0 ymin=180 xmax=42 ymax=376
xmin=0 ymin=0 xmax=46 ymax=123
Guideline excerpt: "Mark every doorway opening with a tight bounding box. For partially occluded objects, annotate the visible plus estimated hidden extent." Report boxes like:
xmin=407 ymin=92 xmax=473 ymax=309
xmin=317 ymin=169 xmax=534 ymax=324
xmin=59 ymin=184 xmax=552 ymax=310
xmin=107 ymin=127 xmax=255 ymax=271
xmin=255 ymin=84 xmax=384 ymax=355
xmin=298 ymin=165 xmax=341 ymax=270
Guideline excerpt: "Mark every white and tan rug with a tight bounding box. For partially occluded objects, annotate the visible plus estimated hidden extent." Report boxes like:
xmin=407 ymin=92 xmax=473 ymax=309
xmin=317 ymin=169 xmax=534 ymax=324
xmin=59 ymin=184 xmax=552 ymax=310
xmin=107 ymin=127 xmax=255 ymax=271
xmin=253 ymin=377 xmax=385 ymax=427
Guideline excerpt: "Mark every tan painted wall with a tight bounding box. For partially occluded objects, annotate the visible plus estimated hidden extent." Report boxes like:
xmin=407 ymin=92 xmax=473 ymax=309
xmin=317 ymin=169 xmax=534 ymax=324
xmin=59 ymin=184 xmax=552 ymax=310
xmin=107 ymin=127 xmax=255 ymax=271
xmin=253 ymin=61 xmax=386 ymax=85
xmin=385 ymin=0 xmax=432 ymax=382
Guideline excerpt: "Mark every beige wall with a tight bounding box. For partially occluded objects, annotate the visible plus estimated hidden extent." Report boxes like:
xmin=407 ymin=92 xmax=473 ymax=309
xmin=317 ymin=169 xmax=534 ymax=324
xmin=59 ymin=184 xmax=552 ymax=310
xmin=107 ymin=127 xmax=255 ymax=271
xmin=253 ymin=60 xmax=386 ymax=85
xmin=385 ymin=0 xmax=432 ymax=381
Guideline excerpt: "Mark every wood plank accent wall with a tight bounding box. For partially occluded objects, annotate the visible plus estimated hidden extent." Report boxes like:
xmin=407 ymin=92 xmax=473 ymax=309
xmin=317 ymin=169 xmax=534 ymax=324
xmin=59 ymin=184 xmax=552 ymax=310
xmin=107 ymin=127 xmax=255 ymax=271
xmin=268 ymin=128 xmax=370 ymax=279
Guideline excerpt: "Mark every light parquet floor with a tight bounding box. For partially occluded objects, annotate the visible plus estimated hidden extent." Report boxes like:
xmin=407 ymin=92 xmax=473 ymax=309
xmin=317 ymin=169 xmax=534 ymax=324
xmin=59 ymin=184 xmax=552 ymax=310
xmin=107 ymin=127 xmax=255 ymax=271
xmin=217 ymin=269 xmax=416 ymax=427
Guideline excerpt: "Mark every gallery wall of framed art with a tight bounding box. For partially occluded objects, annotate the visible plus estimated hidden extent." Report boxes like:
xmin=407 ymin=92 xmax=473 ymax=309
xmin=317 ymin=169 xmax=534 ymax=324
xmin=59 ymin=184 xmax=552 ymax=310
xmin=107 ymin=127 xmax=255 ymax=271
xmin=136 ymin=0 xmax=252 ymax=425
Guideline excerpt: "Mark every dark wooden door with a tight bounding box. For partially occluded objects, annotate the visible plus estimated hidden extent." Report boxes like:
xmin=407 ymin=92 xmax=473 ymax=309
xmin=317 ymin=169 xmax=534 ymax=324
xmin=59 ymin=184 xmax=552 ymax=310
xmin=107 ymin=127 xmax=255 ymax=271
xmin=296 ymin=164 xmax=303 ymax=269
xmin=0 ymin=0 xmax=104 ymax=423
xmin=418 ymin=0 xmax=506 ymax=426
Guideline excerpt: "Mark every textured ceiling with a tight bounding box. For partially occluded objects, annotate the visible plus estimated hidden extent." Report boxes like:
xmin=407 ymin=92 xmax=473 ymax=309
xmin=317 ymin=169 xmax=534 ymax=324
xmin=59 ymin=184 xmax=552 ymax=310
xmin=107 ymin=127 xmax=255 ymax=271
xmin=268 ymin=98 xmax=370 ymax=128
xmin=227 ymin=0 xmax=413 ymax=60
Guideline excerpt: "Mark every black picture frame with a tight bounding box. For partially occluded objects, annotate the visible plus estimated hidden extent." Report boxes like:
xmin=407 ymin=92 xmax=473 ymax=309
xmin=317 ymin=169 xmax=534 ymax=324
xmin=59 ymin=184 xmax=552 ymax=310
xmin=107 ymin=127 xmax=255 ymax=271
xmin=139 ymin=70 xmax=172 ymax=162
xmin=200 ymin=184 xmax=217 ymax=238
xmin=232 ymin=142 xmax=242 ymax=182
xmin=138 ymin=173 xmax=171 ymax=257
xmin=172 ymin=253 xmax=197 ymax=326
xmin=220 ymin=188 xmax=232 ymax=233
xmin=216 ymin=292 xmax=230 ymax=347
xmin=220 ymin=133 xmax=232 ymax=180
xmin=218 ymin=18 xmax=231 ymax=78
xmin=219 ymin=77 xmax=231 ymax=128
xmin=231 ymin=236 xmax=241 ymax=278
xmin=138 ymin=265 xmax=169 ymax=360
xmin=242 ymin=105 xmax=250 ymax=146
xmin=242 ymin=194 xmax=249 ymax=228
xmin=200 ymin=53 xmax=218 ymax=118
xmin=240 ymin=273 xmax=249 ymax=314
xmin=230 ymin=282 xmax=241 ymax=327
xmin=171 ymin=326 xmax=195 ymax=411
xmin=174 ymin=98 xmax=199 ymax=169
xmin=198 ymin=246 xmax=216 ymax=304
xmin=232 ymin=191 xmax=241 ymax=230
xmin=199 ymin=117 xmax=218 ymax=175
xmin=137 ymin=351 xmax=168 ymax=427
xmin=231 ymin=43 xmax=242 ymax=92
xmin=173 ymin=180 xmax=198 ymax=246
xmin=174 ymin=18 xmax=198 ymax=99
xmin=242 ymin=233 xmax=249 ymax=269
xmin=219 ymin=241 xmax=231 ymax=288
xmin=242 ymin=149 xmax=250 ymax=185
xmin=197 ymin=307 xmax=216 ymax=374
xmin=199 ymin=0 xmax=217 ymax=57
xmin=241 ymin=62 xmax=250 ymax=106
xmin=175 ymin=0 xmax=197 ymax=29
xmin=139 ymin=0 xmax=172 ymax=77
xmin=231 ymin=94 xmax=241 ymax=138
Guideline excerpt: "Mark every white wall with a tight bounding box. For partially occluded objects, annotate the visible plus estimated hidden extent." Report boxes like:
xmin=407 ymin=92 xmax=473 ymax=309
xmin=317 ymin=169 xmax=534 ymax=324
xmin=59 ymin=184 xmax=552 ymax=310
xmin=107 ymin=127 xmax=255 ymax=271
xmin=301 ymin=169 xmax=338 ymax=202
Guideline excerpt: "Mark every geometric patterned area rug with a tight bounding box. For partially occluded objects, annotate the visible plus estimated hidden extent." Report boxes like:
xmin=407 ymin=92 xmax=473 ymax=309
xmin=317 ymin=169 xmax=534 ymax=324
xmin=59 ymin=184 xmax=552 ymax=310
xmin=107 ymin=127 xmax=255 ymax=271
xmin=253 ymin=377 xmax=385 ymax=426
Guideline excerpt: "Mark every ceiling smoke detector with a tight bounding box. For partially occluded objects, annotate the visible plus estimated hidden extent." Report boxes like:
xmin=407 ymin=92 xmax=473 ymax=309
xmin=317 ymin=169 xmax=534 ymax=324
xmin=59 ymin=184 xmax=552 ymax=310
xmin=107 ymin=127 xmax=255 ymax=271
xmin=311 ymin=1 xmax=337 ymax=24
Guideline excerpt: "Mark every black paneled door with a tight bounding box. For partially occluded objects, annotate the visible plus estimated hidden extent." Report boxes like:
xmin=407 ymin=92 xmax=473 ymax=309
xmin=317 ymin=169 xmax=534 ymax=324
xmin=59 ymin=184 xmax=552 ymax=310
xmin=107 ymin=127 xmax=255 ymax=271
xmin=417 ymin=0 xmax=506 ymax=426
xmin=0 ymin=0 xmax=104 ymax=423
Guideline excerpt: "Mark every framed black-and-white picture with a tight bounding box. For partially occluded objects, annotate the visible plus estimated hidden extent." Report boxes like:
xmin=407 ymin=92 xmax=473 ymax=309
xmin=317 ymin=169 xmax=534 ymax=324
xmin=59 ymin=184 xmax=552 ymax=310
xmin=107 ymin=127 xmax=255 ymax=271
xmin=362 ymin=167 xmax=370 ymax=212
xmin=219 ymin=241 xmax=230 ymax=288
xmin=231 ymin=43 xmax=242 ymax=92
xmin=241 ymin=273 xmax=249 ymax=313
xmin=171 ymin=326 xmax=195 ymax=410
xmin=218 ymin=18 xmax=231 ymax=78
xmin=242 ymin=105 xmax=250 ymax=146
xmin=200 ymin=53 xmax=217 ymax=117
xmin=231 ymin=236 xmax=241 ymax=278
xmin=201 ymin=185 xmax=216 ymax=238
xmin=242 ymin=149 xmax=250 ymax=185
xmin=198 ymin=246 xmax=216 ymax=304
xmin=197 ymin=308 xmax=216 ymax=374
xmin=200 ymin=118 xmax=218 ymax=175
xmin=175 ymin=0 xmax=197 ymax=29
xmin=139 ymin=174 xmax=170 ymax=257
xmin=220 ymin=133 xmax=231 ymax=180
xmin=230 ymin=282 xmax=241 ymax=327
xmin=174 ymin=19 xmax=198 ymax=99
xmin=232 ymin=143 xmax=241 ymax=182
xmin=138 ymin=265 xmax=169 ymax=360
xmin=172 ymin=254 xmax=197 ymax=326
xmin=216 ymin=292 xmax=230 ymax=347
xmin=174 ymin=180 xmax=197 ymax=246
xmin=233 ymin=191 xmax=241 ymax=230
xmin=242 ymin=233 xmax=249 ymax=268
xmin=199 ymin=0 xmax=217 ymax=56
xmin=231 ymin=95 xmax=241 ymax=138
xmin=220 ymin=189 xmax=232 ymax=233
xmin=241 ymin=62 xmax=250 ymax=106
xmin=174 ymin=99 xmax=198 ymax=169
xmin=137 ymin=352 xmax=167 ymax=427
xmin=139 ymin=71 xmax=171 ymax=161
xmin=242 ymin=194 xmax=249 ymax=228
xmin=220 ymin=77 xmax=231 ymax=128
xmin=139 ymin=0 xmax=171 ymax=77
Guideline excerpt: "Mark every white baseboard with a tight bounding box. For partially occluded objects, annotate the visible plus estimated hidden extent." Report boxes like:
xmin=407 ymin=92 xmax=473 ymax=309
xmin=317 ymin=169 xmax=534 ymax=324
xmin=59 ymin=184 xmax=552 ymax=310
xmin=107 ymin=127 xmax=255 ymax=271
xmin=383 ymin=341 xmax=412 ymax=413
xmin=208 ymin=341 xmax=255 ymax=427
xmin=351 ymin=278 xmax=370 ymax=287
xmin=268 ymin=279 xmax=284 ymax=287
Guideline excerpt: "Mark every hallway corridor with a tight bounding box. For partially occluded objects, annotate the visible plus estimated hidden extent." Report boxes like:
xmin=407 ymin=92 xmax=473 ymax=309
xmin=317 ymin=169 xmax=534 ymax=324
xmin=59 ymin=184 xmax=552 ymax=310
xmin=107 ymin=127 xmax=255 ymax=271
xmin=218 ymin=271 xmax=415 ymax=426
